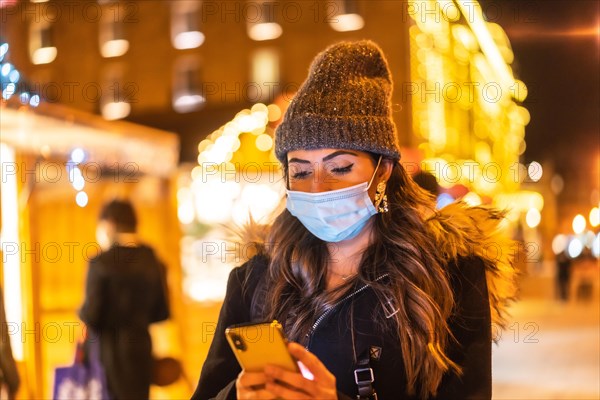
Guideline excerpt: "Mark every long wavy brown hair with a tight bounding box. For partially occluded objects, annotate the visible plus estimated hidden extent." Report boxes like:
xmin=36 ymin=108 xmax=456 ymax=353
xmin=254 ymin=156 xmax=459 ymax=398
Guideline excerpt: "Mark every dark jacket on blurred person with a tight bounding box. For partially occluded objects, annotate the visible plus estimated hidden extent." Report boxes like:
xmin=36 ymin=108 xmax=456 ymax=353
xmin=80 ymin=244 xmax=170 ymax=399
xmin=0 ymin=285 xmax=20 ymax=399
xmin=79 ymin=200 xmax=170 ymax=399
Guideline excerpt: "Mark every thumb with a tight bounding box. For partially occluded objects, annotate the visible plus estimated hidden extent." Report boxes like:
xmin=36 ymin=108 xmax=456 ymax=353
xmin=288 ymin=342 xmax=334 ymax=383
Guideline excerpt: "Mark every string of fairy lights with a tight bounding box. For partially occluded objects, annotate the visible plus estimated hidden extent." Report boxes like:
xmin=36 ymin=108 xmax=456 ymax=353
xmin=0 ymin=39 xmax=41 ymax=107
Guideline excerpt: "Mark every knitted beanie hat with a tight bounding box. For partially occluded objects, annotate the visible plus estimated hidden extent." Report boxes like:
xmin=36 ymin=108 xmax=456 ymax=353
xmin=275 ymin=40 xmax=401 ymax=164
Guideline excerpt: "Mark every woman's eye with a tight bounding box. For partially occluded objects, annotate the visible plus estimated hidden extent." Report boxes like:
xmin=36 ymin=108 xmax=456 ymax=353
xmin=331 ymin=164 xmax=354 ymax=175
xmin=291 ymin=170 xmax=311 ymax=180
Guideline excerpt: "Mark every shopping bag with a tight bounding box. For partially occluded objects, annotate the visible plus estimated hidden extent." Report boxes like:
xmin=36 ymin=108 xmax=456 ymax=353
xmin=53 ymin=340 xmax=110 ymax=400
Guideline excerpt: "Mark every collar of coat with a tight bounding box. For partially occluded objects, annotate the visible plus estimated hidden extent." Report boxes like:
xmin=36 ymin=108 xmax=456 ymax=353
xmin=228 ymin=200 xmax=518 ymax=333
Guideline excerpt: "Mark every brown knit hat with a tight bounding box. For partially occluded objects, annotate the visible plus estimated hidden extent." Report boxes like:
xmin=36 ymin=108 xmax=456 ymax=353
xmin=275 ymin=40 xmax=401 ymax=164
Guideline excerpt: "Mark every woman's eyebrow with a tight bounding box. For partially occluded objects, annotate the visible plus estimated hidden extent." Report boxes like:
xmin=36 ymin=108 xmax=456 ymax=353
xmin=288 ymin=150 xmax=358 ymax=164
xmin=288 ymin=158 xmax=311 ymax=164
xmin=322 ymin=150 xmax=358 ymax=162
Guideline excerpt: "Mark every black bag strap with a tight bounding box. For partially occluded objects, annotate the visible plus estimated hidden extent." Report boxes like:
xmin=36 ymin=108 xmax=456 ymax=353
xmin=353 ymin=350 xmax=378 ymax=400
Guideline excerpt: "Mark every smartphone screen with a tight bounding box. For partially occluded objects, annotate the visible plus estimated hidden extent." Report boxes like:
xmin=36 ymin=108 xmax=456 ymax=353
xmin=225 ymin=320 xmax=299 ymax=373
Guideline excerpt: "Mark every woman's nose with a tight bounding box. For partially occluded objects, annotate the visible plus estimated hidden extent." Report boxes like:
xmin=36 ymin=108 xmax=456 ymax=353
xmin=308 ymin=171 xmax=324 ymax=192
xmin=309 ymin=170 xmax=337 ymax=193
xmin=306 ymin=167 xmax=333 ymax=193
xmin=309 ymin=179 xmax=326 ymax=193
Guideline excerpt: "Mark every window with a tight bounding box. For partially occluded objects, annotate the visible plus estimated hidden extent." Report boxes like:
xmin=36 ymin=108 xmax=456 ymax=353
xmin=99 ymin=2 xmax=129 ymax=58
xmin=329 ymin=0 xmax=364 ymax=32
xmin=171 ymin=0 xmax=205 ymax=49
xmin=101 ymin=63 xmax=131 ymax=120
xmin=172 ymin=56 xmax=204 ymax=113
xmin=29 ymin=21 xmax=56 ymax=64
xmin=251 ymin=48 xmax=279 ymax=103
xmin=247 ymin=1 xmax=282 ymax=41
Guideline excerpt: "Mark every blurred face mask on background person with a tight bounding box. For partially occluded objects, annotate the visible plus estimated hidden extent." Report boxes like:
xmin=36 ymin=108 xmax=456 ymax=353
xmin=286 ymin=150 xmax=382 ymax=242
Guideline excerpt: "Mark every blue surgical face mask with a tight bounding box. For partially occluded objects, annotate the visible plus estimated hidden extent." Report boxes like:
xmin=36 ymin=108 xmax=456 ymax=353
xmin=286 ymin=157 xmax=381 ymax=243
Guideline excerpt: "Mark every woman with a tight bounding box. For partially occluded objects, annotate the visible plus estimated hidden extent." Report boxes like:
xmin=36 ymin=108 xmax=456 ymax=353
xmin=192 ymin=40 xmax=516 ymax=399
xmin=79 ymin=200 xmax=170 ymax=399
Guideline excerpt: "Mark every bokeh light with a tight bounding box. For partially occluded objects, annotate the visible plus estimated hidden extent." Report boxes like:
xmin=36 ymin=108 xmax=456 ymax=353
xmin=525 ymin=208 xmax=541 ymax=228
xmin=527 ymin=161 xmax=543 ymax=182
xmin=572 ymin=214 xmax=586 ymax=234
xmin=589 ymin=207 xmax=599 ymax=227
xmin=552 ymin=234 xmax=568 ymax=255
xmin=75 ymin=191 xmax=88 ymax=208
xmin=567 ymin=238 xmax=583 ymax=259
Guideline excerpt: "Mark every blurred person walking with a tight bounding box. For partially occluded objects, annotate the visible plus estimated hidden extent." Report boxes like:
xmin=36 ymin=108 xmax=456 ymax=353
xmin=0 ymin=285 xmax=20 ymax=400
xmin=79 ymin=200 xmax=170 ymax=399
xmin=555 ymin=251 xmax=572 ymax=301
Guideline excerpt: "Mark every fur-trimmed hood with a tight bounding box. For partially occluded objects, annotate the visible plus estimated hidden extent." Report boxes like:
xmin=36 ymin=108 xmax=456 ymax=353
xmin=231 ymin=201 xmax=518 ymax=329
xmin=424 ymin=201 xmax=518 ymax=328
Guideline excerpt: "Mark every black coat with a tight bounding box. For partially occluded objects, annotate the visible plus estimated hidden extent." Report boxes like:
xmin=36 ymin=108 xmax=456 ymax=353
xmin=192 ymin=254 xmax=491 ymax=399
xmin=79 ymin=244 xmax=170 ymax=400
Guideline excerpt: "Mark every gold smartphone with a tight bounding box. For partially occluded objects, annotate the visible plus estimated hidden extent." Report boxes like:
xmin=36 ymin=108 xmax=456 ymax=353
xmin=225 ymin=320 xmax=299 ymax=372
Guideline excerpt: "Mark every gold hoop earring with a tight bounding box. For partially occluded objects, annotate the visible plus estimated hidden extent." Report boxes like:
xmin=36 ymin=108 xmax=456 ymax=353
xmin=374 ymin=181 xmax=389 ymax=213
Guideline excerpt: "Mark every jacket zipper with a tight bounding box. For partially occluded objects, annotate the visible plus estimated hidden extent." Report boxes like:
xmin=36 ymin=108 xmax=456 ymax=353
xmin=305 ymin=274 xmax=389 ymax=350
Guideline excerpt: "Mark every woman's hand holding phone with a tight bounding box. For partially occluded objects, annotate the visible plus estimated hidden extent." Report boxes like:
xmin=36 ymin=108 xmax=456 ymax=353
xmin=235 ymin=369 xmax=272 ymax=399
xmin=236 ymin=343 xmax=336 ymax=399
xmin=266 ymin=342 xmax=337 ymax=399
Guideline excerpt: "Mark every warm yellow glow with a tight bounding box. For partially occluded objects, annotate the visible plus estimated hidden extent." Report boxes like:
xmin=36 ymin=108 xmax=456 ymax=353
xmin=173 ymin=94 xmax=205 ymax=113
xmin=232 ymin=184 xmax=281 ymax=225
xmin=589 ymin=207 xmax=599 ymax=227
xmin=255 ymin=134 xmax=273 ymax=152
xmin=194 ymin=179 xmax=241 ymax=223
xmin=552 ymin=234 xmax=568 ymax=255
xmin=494 ymin=191 xmax=544 ymax=213
xmin=101 ymin=101 xmax=131 ymax=120
xmin=329 ymin=13 xmax=365 ymax=32
xmin=550 ymin=175 xmax=564 ymax=194
xmin=31 ymin=46 xmax=57 ymax=65
xmin=41 ymin=144 xmax=51 ymax=158
xmin=422 ymin=158 xmax=448 ymax=188
xmin=251 ymin=103 xmax=269 ymax=115
xmin=267 ymin=104 xmax=282 ymax=121
xmin=252 ymin=50 xmax=279 ymax=101
xmin=512 ymin=80 xmax=528 ymax=102
xmin=452 ymin=25 xmax=478 ymax=51
xmin=455 ymin=0 xmax=516 ymax=93
xmin=487 ymin=22 xmax=514 ymax=63
xmin=247 ymin=22 xmax=282 ymax=41
xmin=437 ymin=0 xmax=461 ymax=22
xmin=173 ymin=31 xmax=205 ymax=49
xmin=573 ymin=214 xmax=586 ymax=234
xmin=100 ymin=39 xmax=129 ymax=58
xmin=177 ymin=188 xmax=195 ymax=224
xmin=408 ymin=0 xmax=529 ymax=200
xmin=525 ymin=208 xmax=541 ymax=228
xmin=474 ymin=141 xmax=492 ymax=163
xmin=463 ymin=192 xmax=482 ymax=206
xmin=237 ymin=113 xmax=260 ymax=133
xmin=184 ymin=274 xmax=230 ymax=303
xmin=509 ymin=105 xmax=531 ymax=126
xmin=527 ymin=161 xmax=543 ymax=182
xmin=0 ymin=144 xmax=23 ymax=360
